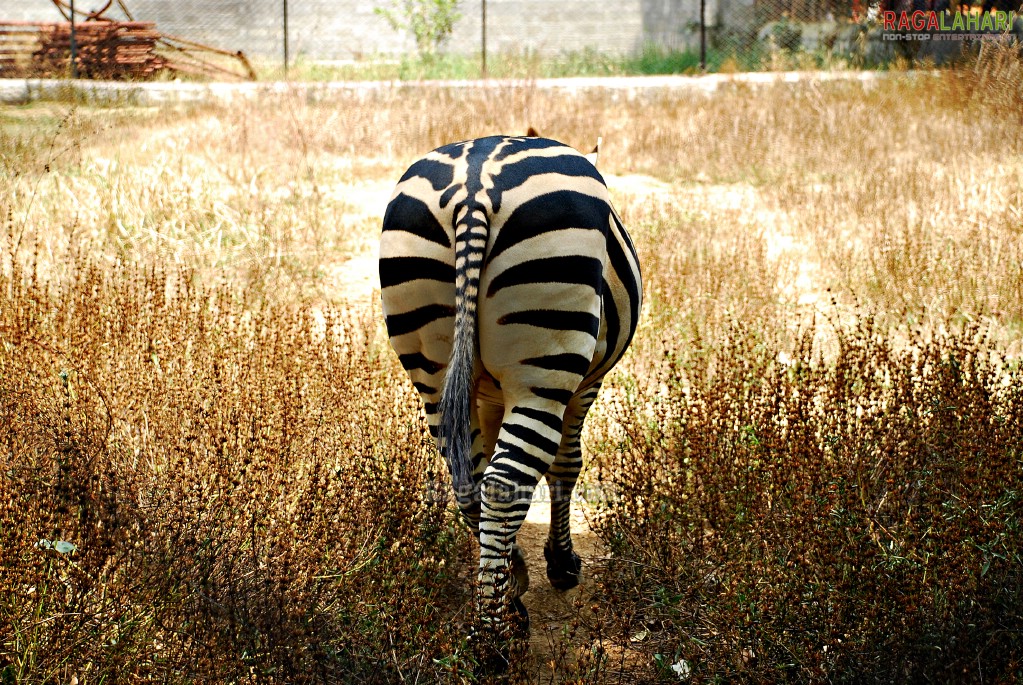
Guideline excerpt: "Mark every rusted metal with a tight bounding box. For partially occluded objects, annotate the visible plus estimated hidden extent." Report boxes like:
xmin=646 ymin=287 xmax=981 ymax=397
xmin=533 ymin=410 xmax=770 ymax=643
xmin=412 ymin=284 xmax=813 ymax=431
xmin=0 ymin=22 xmax=46 ymax=76
xmin=158 ymin=33 xmax=257 ymax=81
xmin=32 ymin=20 xmax=165 ymax=79
xmin=0 ymin=0 xmax=255 ymax=81
xmin=52 ymin=0 xmax=115 ymax=22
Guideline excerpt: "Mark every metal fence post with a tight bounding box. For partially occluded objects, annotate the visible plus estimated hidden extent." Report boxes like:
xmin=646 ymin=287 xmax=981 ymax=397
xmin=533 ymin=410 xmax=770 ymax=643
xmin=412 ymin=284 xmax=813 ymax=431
xmin=70 ymin=0 xmax=78 ymax=78
xmin=700 ymin=0 xmax=707 ymax=71
xmin=283 ymin=0 xmax=289 ymax=78
xmin=481 ymin=0 xmax=488 ymax=79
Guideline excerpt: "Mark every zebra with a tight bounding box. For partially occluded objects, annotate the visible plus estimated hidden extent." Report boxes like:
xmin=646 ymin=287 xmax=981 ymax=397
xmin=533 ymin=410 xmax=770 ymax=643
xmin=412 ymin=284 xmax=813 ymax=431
xmin=379 ymin=133 xmax=641 ymax=666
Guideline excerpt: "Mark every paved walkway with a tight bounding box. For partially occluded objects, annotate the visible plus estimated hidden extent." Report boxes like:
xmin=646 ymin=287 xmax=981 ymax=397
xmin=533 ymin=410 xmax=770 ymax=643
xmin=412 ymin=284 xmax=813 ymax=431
xmin=0 ymin=70 xmax=903 ymax=106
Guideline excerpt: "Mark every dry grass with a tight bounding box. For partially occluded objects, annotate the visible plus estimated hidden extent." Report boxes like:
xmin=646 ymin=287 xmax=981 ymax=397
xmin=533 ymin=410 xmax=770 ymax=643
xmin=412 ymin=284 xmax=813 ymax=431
xmin=2 ymin=49 xmax=1022 ymax=682
xmin=591 ymin=317 xmax=1021 ymax=682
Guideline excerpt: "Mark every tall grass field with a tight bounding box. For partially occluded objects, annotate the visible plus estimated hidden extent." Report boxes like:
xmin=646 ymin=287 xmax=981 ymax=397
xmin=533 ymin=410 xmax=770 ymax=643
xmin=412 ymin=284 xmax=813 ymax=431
xmin=2 ymin=50 xmax=1021 ymax=683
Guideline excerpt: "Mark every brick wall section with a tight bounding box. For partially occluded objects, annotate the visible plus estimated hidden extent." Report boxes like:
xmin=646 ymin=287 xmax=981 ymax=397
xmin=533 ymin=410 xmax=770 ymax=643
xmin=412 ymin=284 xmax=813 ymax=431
xmin=1 ymin=0 xmax=729 ymax=60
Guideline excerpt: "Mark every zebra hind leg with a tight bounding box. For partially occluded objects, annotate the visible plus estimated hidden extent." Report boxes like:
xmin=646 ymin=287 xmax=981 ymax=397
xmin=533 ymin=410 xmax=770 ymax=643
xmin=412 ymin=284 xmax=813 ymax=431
xmin=544 ymin=452 xmax=582 ymax=590
xmin=543 ymin=498 xmax=583 ymax=591
xmin=479 ymin=398 xmax=531 ymax=598
xmin=544 ymin=471 xmax=583 ymax=590
xmin=544 ymin=384 xmax=601 ymax=590
xmin=471 ymin=448 xmax=549 ymax=673
xmin=471 ymin=540 xmax=531 ymax=676
xmin=477 ymin=516 xmax=532 ymax=641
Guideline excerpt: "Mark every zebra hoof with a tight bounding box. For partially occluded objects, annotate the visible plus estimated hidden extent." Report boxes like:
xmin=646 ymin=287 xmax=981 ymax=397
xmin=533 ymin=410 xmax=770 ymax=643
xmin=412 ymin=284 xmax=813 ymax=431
xmin=470 ymin=598 xmax=529 ymax=676
xmin=510 ymin=596 xmax=530 ymax=636
xmin=544 ymin=542 xmax=582 ymax=591
xmin=471 ymin=635 xmax=511 ymax=676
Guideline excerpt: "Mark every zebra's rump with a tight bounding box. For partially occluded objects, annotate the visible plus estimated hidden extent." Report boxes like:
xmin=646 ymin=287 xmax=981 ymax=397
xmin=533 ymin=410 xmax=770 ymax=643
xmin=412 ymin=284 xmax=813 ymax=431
xmin=380 ymin=135 xmax=641 ymax=397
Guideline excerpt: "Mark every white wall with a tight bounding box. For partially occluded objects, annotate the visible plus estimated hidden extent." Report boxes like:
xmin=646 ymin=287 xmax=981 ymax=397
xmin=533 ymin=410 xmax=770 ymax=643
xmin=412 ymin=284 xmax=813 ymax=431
xmin=0 ymin=0 xmax=730 ymax=60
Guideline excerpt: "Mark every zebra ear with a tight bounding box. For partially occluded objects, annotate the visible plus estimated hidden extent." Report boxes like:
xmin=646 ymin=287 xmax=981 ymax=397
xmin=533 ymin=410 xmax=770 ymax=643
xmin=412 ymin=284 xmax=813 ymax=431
xmin=585 ymin=136 xmax=602 ymax=168
xmin=526 ymin=127 xmax=540 ymax=137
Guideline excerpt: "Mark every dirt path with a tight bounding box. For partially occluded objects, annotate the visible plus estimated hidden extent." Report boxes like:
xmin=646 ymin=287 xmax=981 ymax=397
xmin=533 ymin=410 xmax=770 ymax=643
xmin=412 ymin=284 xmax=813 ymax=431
xmin=515 ymin=487 xmax=605 ymax=681
xmin=321 ymin=179 xmax=391 ymax=304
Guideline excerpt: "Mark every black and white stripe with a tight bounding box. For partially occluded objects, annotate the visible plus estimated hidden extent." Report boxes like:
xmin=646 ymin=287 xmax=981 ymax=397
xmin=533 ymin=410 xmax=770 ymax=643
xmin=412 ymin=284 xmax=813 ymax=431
xmin=379 ymin=134 xmax=641 ymax=642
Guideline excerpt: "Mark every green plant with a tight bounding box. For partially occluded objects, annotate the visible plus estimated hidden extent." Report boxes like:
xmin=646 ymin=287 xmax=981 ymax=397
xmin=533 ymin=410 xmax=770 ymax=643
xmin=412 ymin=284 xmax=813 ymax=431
xmin=770 ymin=17 xmax=803 ymax=52
xmin=375 ymin=0 xmax=462 ymax=58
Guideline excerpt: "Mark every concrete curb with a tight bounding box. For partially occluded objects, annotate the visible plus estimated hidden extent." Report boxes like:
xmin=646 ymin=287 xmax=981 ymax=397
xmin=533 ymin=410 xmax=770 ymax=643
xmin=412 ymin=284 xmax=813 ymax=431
xmin=0 ymin=70 xmax=911 ymax=106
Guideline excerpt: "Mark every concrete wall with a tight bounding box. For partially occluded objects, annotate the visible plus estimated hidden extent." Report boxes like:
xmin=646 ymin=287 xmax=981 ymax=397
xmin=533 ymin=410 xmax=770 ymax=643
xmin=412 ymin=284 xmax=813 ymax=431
xmin=0 ymin=0 xmax=729 ymax=61
xmin=642 ymin=0 xmax=719 ymax=51
xmin=457 ymin=0 xmax=644 ymax=56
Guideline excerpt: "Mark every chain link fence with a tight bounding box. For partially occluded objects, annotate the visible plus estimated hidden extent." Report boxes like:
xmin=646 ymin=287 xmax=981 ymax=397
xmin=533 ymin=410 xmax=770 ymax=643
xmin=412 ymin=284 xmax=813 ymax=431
xmin=708 ymin=0 xmax=1023 ymax=69
xmin=1 ymin=0 xmax=1021 ymax=77
xmin=699 ymin=0 xmax=868 ymax=70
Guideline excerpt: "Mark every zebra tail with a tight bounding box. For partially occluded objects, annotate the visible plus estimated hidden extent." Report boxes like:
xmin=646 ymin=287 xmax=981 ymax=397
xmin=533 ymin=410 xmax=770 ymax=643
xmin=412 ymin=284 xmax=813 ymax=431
xmin=438 ymin=209 xmax=485 ymax=500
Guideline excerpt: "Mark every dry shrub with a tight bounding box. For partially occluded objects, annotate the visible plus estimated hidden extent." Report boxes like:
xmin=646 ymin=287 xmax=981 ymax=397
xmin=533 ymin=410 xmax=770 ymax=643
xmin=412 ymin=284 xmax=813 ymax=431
xmin=3 ymin=57 xmax=1023 ymax=684
xmin=593 ymin=316 xmax=1022 ymax=682
xmin=945 ymin=41 xmax=1023 ymax=121
xmin=0 ymin=248 xmax=475 ymax=682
